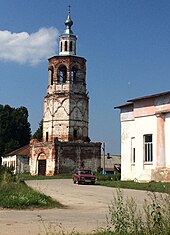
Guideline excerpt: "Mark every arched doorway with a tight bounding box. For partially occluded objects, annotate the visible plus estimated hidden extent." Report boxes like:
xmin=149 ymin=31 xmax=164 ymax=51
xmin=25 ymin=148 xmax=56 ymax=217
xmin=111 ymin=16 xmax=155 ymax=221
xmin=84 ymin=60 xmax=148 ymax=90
xmin=38 ymin=153 xmax=46 ymax=175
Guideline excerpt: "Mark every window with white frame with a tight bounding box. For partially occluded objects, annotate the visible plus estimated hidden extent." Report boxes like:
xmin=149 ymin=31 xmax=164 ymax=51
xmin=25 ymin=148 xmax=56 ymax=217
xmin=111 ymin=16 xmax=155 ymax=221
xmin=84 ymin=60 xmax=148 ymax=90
xmin=131 ymin=137 xmax=135 ymax=163
xmin=144 ymin=134 xmax=153 ymax=162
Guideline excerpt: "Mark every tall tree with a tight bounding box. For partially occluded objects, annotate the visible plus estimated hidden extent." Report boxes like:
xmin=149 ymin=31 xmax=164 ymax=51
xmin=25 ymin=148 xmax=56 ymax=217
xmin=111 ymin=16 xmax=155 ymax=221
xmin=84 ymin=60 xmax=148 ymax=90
xmin=32 ymin=119 xmax=43 ymax=141
xmin=0 ymin=105 xmax=31 ymax=156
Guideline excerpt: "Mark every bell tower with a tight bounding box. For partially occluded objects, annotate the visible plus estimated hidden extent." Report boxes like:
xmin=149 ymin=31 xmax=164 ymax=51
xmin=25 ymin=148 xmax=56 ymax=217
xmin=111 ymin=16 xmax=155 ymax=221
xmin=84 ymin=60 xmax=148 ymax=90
xmin=43 ymin=9 xmax=89 ymax=142
xmin=30 ymin=8 xmax=101 ymax=176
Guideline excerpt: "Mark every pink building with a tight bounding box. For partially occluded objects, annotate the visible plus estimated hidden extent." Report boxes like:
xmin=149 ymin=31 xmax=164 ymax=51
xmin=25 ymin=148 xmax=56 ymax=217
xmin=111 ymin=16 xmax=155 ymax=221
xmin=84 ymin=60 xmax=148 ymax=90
xmin=115 ymin=91 xmax=170 ymax=182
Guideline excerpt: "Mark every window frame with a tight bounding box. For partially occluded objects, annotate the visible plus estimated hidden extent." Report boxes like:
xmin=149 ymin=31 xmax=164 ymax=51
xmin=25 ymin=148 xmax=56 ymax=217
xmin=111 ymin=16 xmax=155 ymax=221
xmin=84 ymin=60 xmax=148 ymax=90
xmin=131 ymin=137 xmax=135 ymax=164
xmin=144 ymin=134 xmax=153 ymax=163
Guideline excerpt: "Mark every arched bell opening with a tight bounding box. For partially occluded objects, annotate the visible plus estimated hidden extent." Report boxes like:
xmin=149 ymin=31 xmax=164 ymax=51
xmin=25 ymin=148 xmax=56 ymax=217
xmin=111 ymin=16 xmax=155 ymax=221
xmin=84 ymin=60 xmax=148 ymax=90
xmin=57 ymin=65 xmax=67 ymax=83
xmin=71 ymin=65 xmax=79 ymax=84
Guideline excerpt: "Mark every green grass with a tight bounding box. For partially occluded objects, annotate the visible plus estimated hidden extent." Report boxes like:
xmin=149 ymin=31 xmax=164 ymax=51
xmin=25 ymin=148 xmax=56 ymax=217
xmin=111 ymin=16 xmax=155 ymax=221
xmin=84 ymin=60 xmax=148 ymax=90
xmin=0 ymin=181 xmax=63 ymax=209
xmin=97 ymin=178 xmax=170 ymax=193
xmin=21 ymin=172 xmax=72 ymax=181
xmin=93 ymin=172 xmax=170 ymax=193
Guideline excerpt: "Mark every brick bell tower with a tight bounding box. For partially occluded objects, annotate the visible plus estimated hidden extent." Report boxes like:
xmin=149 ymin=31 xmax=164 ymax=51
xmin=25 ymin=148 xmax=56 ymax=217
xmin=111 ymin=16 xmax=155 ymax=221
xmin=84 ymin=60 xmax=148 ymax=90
xmin=43 ymin=9 xmax=89 ymax=143
xmin=30 ymin=9 xmax=101 ymax=176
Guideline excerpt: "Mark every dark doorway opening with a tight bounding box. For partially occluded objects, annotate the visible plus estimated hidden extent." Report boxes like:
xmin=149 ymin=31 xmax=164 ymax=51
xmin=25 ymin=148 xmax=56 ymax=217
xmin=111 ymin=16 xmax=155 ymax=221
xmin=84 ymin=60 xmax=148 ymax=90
xmin=38 ymin=160 xmax=46 ymax=175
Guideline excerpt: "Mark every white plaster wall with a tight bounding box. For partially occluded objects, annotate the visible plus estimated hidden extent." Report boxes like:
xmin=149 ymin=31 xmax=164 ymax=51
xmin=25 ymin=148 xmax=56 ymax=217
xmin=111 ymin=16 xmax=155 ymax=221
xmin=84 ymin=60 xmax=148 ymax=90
xmin=121 ymin=115 xmax=157 ymax=181
xmin=165 ymin=113 xmax=170 ymax=167
xmin=29 ymin=147 xmax=37 ymax=175
xmin=121 ymin=119 xmax=135 ymax=180
xmin=134 ymin=115 xmax=157 ymax=181
xmin=2 ymin=155 xmax=17 ymax=174
xmin=120 ymin=110 xmax=134 ymax=122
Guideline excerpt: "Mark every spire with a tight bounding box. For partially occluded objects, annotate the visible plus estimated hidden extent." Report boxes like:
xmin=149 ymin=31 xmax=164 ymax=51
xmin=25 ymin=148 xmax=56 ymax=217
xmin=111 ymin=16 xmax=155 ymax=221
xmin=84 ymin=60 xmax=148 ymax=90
xmin=59 ymin=6 xmax=77 ymax=56
xmin=64 ymin=5 xmax=73 ymax=34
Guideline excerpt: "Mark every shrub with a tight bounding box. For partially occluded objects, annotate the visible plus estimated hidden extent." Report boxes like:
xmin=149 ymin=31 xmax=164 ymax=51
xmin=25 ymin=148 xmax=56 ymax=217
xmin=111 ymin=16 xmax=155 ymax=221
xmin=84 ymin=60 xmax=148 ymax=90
xmin=0 ymin=165 xmax=15 ymax=184
xmin=96 ymin=173 xmax=121 ymax=182
xmin=106 ymin=189 xmax=170 ymax=235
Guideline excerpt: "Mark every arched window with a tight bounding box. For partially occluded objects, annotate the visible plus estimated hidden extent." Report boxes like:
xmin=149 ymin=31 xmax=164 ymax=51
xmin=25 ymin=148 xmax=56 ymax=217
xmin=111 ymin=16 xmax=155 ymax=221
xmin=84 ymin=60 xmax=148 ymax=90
xmin=48 ymin=69 xmax=54 ymax=85
xmin=70 ymin=41 xmax=73 ymax=51
xmin=60 ymin=42 xmax=63 ymax=52
xmin=65 ymin=41 xmax=68 ymax=51
xmin=58 ymin=65 xmax=67 ymax=83
xmin=46 ymin=132 xmax=48 ymax=142
xmin=50 ymin=69 xmax=53 ymax=85
xmin=71 ymin=66 xmax=78 ymax=83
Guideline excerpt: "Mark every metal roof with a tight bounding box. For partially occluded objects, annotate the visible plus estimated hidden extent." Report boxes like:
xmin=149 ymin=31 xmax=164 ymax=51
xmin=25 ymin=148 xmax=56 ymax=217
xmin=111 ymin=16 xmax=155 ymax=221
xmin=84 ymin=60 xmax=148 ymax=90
xmin=128 ymin=91 xmax=170 ymax=102
xmin=115 ymin=91 xmax=170 ymax=109
xmin=4 ymin=144 xmax=30 ymax=157
xmin=114 ymin=102 xmax=133 ymax=109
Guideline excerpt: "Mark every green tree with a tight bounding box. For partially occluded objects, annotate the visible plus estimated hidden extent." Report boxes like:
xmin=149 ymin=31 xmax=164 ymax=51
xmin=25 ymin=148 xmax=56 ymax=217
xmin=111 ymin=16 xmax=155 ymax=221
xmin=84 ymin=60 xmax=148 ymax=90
xmin=32 ymin=119 xmax=43 ymax=141
xmin=0 ymin=105 xmax=31 ymax=156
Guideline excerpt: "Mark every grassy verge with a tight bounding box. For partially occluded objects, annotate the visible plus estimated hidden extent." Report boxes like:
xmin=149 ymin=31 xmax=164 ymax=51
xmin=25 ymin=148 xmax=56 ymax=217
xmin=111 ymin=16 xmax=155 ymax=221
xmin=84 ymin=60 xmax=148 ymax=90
xmin=0 ymin=166 xmax=63 ymax=209
xmin=95 ymin=172 xmax=170 ymax=193
xmin=0 ymin=181 xmax=63 ymax=209
xmin=21 ymin=173 xmax=72 ymax=181
xmin=97 ymin=180 xmax=170 ymax=193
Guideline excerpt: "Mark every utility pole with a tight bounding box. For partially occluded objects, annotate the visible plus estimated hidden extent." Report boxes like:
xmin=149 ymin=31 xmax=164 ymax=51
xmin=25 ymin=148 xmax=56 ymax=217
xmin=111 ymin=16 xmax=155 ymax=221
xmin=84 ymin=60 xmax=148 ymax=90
xmin=102 ymin=142 xmax=106 ymax=174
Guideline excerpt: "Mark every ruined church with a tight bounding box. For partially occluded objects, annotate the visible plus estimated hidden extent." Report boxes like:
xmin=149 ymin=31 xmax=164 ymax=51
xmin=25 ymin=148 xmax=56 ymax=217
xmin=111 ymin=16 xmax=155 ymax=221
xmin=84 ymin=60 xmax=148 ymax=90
xmin=30 ymin=10 xmax=101 ymax=175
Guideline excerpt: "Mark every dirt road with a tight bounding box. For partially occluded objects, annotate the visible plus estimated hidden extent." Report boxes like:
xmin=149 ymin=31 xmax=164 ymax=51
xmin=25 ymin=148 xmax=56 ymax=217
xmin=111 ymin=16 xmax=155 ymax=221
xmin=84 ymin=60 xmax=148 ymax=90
xmin=0 ymin=179 xmax=149 ymax=235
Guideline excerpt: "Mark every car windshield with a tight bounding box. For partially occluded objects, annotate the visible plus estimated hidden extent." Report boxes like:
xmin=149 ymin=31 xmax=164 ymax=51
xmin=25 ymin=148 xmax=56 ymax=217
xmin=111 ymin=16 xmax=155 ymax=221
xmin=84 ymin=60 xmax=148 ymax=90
xmin=78 ymin=170 xmax=92 ymax=175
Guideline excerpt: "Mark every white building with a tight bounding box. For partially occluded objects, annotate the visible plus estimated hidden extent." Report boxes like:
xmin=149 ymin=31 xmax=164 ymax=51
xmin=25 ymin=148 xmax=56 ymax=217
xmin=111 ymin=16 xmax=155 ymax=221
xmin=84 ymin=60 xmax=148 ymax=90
xmin=115 ymin=91 xmax=170 ymax=182
xmin=1 ymin=145 xmax=30 ymax=174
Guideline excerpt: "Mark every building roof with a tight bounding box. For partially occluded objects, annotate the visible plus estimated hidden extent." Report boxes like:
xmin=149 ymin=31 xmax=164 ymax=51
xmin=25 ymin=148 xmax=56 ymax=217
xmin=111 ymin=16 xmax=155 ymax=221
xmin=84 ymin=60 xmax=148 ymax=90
xmin=4 ymin=144 xmax=30 ymax=157
xmin=128 ymin=91 xmax=170 ymax=102
xmin=115 ymin=91 xmax=170 ymax=109
xmin=114 ymin=102 xmax=133 ymax=109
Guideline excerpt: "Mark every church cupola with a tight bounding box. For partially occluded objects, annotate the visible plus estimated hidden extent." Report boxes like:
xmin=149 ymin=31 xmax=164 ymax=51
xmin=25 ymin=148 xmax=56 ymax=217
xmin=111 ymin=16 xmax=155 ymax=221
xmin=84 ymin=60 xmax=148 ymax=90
xmin=59 ymin=7 xmax=77 ymax=56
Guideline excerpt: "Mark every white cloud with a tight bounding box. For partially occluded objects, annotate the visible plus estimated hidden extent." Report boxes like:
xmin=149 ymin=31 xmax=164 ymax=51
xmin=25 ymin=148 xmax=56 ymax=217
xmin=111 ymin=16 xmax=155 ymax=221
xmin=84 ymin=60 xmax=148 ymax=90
xmin=0 ymin=27 xmax=59 ymax=65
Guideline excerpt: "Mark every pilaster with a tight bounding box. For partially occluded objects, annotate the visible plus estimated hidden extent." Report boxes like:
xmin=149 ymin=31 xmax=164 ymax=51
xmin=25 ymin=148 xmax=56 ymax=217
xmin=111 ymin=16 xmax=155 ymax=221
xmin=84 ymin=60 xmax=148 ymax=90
xmin=156 ymin=113 xmax=165 ymax=167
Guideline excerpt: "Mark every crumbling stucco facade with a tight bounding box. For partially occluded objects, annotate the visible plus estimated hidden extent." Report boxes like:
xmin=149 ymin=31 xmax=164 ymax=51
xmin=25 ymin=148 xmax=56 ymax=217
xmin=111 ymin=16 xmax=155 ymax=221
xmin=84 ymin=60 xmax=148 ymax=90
xmin=30 ymin=140 xmax=101 ymax=175
xmin=43 ymin=56 xmax=88 ymax=142
xmin=30 ymin=10 xmax=101 ymax=175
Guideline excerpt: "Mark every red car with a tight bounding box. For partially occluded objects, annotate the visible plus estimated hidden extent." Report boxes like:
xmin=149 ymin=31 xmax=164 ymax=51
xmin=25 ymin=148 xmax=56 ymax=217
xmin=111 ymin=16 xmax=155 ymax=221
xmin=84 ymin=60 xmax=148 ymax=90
xmin=72 ymin=168 xmax=96 ymax=184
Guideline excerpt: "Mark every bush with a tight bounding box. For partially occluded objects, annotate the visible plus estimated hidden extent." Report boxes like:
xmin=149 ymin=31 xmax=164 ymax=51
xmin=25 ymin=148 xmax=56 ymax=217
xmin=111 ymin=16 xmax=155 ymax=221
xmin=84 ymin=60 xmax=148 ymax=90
xmin=96 ymin=172 xmax=121 ymax=182
xmin=0 ymin=165 xmax=16 ymax=184
xmin=106 ymin=189 xmax=170 ymax=235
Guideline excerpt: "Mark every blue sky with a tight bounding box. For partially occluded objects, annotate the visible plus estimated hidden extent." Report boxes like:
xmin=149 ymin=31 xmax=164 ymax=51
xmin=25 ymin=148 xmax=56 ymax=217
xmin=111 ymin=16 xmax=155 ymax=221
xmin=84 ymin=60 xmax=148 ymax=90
xmin=0 ymin=0 xmax=170 ymax=154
